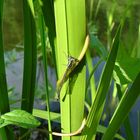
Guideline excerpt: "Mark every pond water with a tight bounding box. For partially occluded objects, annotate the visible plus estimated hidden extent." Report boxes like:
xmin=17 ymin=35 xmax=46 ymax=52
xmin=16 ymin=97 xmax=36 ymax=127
xmin=5 ymin=50 xmax=57 ymax=110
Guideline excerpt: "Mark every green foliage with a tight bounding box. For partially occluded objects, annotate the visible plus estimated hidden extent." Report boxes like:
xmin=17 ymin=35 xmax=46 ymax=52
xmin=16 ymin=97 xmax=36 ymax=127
xmin=38 ymin=4 xmax=53 ymax=139
xmin=0 ymin=0 xmax=140 ymax=140
xmin=86 ymin=52 xmax=103 ymax=104
xmin=54 ymin=1 xmax=86 ymax=140
xmin=97 ymin=125 xmax=125 ymax=140
xmin=33 ymin=109 xmax=60 ymax=123
xmin=21 ymin=0 xmax=37 ymax=113
xmin=0 ymin=0 xmax=14 ymax=139
xmin=0 ymin=110 xmax=40 ymax=129
xmin=20 ymin=0 xmax=37 ymax=139
xmin=89 ymin=33 xmax=108 ymax=59
xmin=116 ymin=84 xmax=134 ymax=140
xmin=114 ymin=46 xmax=140 ymax=85
xmin=102 ymin=72 xmax=140 ymax=140
xmin=81 ymin=24 xmax=121 ymax=140
xmin=138 ymin=111 xmax=140 ymax=140
xmin=0 ymin=0 xmax=10 ymax=115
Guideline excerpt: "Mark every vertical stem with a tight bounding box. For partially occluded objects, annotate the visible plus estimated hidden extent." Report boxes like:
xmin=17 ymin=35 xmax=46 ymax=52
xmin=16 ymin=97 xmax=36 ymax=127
xmin=21 ymin=0 xmax=37 ymax=138
xmin=21 ymin=0 xmax=37 ymax=114
xmin=0 ymin=1 xmax=14 ymax=139
xmin=54 ymin=0 xmax=86 ymax=140
xmin=39 ymin=12 xmax=53 ymax=140
xmin=0 ymin=0 xmax=10 ymax=116
xmin=89 ymin=0 xmax=94 ymax=21
xmin=41 ymin=0 xmax=57 ymax=78
xmin=86 ymin=50 xmax=96 ymax=104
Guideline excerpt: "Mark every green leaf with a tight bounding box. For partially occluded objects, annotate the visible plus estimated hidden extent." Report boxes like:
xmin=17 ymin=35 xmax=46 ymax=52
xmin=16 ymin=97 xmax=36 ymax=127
xmin=54 ymin=1 xmax=86 ymax=140
xmin=116 ymin=84 xmax=134 ymax=140
xmin=21 ymin=0 xmax=37 ymax=113
xmin=41 ymin=0 xmax=57 ymax=77
xmin=138 ymin=111 xmax=140 ymax=140
xmin=114 ymin=50 xmax=140 ymax=85
xmin=89 ymin=33 xmax=108 ymax=59
xmin=86 ymin=53 xmax=103 ymax=104
xmin=0 ymin=0 xmax=13 ymax=139
xmin=81 ymin=25 xmax=121 ymax=140
xmin=33 ymin=109 xmax=60 ymax=123
xmin=0 ymin=110 xmax=40 ymax=129
xmin=0 ymin=118 xmax=4 ymax=125
xmin=0 ymin=118 xmax=13 ymax=128
xmin=97 ymin=125 xmax=125 ymax=140
xmin=102 ymin=72 xmax=140 ymax=140
xmin=27 ymin=0 xmax=35 ymax=17
xmin=21 ymin=0 xmax=37 ymax=137
xmin=38 ymin=5 xmax=53 ymax=140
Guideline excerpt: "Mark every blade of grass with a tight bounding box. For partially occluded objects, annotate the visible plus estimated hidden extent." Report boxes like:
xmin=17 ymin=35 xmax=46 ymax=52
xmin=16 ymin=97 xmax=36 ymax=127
xmin=0 ymin=0 xmax=10 ymax=115
xmin=89 ymin=0 xmax=94 ymax=21
xmin=86 ymin=49 xmax=96 ymax=104
xmin=33 ymin=109 xmax=60 ymax=123
xmin=41 ymin=0 xmax=57 ymax=78
xmin=86 ymin=52 xmax=103 ymax=104
xmin=138 ymin=111 xmax=140 ymax=140
xmin=116 ymin=84 xmax=134 ymax=140
xmin=81 ymin=25 xmax=121 ymax=140
xmin=136 ymin=24 xmax=140 ymax=58
xmin=21 ymin=0 xmax=37 ymax=115
xmin=102 ymin=72 xmax=140 ymax=140
xmin=0 ymin=1 xmax=14 ymax=139
xmin=95 ymin=0 xmax=102 ymax=18
xmin=97 ymin=125 xmax=125 ymax=140
xmin=21 ymin=0 xmax=37 ymax=138
xmin=38 ymin=10 xmax=52 ymax=140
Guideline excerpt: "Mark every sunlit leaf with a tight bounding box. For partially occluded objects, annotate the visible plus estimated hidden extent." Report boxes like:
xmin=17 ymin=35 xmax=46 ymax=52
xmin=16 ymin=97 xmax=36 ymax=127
xmin=0 ymin=110 xmax=40 ymax=129
xmin=33 ymin=109 xmax=60 ymax=123
xmin=81 ymin=25 xmax=121 ymax=140
xmin=114 ymin=45 xmax=140 ymax=85
xmin=102 ymin=72 xmax=140 ymax=140
xmin=97 ymin=125 xmax=125 ymax=140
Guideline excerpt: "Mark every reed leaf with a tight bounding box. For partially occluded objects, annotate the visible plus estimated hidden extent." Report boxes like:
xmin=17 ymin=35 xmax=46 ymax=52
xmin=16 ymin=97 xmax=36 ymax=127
xmin=54 ymin=0 xmax=86 ymax=140
xmin=116 ymin=84 xmax=134 ymax=140
xmin=81 ymin=25 xmax=121 ymax=140
xmin=21 ymin=0 xmax=37 ymax=115
xmin=33 ymin=109 xmax=60 ymax=123
xmin=41 ymin=0 xmax=57 ymax=77
xmin=86 ymin=50 xmax=96 ymax=104
xmin=38 ymin=10 xmax=52 ymax=140
xmin=0 ymin=0 xmax=9 ymax=115
xmin=102 ymin=72 xmax=140 ymax=140
xmin=0 ymin=0 xmax=14 ymax=139
xmin=21 ymin=0 xmax=37 ymax=138
xmin=138 ymin=111 xmax=140 ymax=140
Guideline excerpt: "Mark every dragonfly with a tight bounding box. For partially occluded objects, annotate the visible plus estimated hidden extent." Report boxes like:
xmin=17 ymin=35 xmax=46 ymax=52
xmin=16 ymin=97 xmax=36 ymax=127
xmin=56 ymin=56 xmax=79 ymax=99
xmin=56 ymin=35 xmax=90 ymax=99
